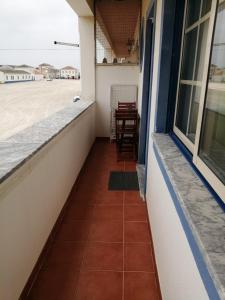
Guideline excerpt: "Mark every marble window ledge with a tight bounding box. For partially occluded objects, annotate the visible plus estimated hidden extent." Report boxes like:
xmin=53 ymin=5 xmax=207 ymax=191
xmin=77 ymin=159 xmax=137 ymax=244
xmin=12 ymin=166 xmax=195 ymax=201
xmin=152 ymin=133 xmax=225 ymax=300
xmin=0 ymin=100 xmax=94 ymax=185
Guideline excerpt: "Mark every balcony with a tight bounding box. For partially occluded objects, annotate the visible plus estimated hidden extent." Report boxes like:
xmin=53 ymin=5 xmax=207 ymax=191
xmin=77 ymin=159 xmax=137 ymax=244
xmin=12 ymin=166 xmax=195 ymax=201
xmin=1 ymin=0 xmax=225 ymax=299
xmin=22 ymin=141 xmax=161 ymax=299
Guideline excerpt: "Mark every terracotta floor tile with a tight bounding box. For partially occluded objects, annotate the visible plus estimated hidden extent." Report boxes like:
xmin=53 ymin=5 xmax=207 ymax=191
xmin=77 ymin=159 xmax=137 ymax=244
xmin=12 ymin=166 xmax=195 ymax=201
xmin=28 ymin=265 xmax=79 ymax=300
xmin=92 ymin=205 xmax=123 ymax=221
xmin=69 ymin=192 xmax=92 ymax=205
xmin=124 ymin=243 xmax=154 ymax=272
xmin=44 ymin=242 xmax=85 ymax=269
xmin=124 ymin=205 xmax=148 ymax=221
xmin=63 ymin=204 xmax=94 ymax=221
xmin=76 ymin=271 xmax=123 ymax=300
xmin=124 ymin=162 xmax=137 ymax=171
xmin=73 ymin=190 xmax=124 ymax=205
xmin=56 ymin=221 xmax=90 ymax=242
xmin=124 ymin=272 xmax=159 ymax=300
xmin=124 ymin=222 xmax=151 ymax=243
xmin=82 ymin=242 xmax=123 ymax=271
xmin=124 ymin=191 xmax=144 ymax=205
xmin=75 ymin=189 xmax=105 ymax=199
xmin=28 ymin=141 xmax=161 ymax=299
xmin=94 ymin=192 xmax=124 ymax=205
xmin=89 ymin=220 xmax=123 ymax=242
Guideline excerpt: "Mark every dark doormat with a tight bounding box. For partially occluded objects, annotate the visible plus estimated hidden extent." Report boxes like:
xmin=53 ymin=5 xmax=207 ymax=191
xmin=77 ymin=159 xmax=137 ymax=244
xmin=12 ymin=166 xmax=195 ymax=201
xmin=108 ymin=171 xmax=139 ymax=191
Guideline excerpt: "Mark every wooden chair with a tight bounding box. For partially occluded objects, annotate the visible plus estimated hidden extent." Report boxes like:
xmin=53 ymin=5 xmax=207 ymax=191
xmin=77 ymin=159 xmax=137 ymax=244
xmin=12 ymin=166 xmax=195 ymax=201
xmin=118 ymin=102 xmax=136 ymax=111
xmin=115 ymin=108 xmax=138 ymax=160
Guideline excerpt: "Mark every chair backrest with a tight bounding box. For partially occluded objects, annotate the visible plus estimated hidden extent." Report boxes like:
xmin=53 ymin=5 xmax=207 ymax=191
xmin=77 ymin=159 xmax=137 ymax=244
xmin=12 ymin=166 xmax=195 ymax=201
xmin=118 ymin=102 xmax=136 ymax=111
xmin=115 ymin=109 xmax=138 ymax=122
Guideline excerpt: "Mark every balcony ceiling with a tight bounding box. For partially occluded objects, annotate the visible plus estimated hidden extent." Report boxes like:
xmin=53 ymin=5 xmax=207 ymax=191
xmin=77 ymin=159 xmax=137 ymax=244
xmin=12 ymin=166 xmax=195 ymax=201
xmin=66 ymin=0 xmax=94 ymax=16
xmin=96 ymin=0 xmax=140 ymax=57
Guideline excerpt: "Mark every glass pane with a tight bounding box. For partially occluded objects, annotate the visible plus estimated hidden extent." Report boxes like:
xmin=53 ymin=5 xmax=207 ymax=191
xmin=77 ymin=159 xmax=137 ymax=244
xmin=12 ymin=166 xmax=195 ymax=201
xmin=201 ymin=0 xmax=212 ymax=16
xmin=194 ymin=20 xmax=209 ymax=80
xmin=181 ymin=28 xmax=198 ymax=80
xmin=176 ymin=84 xmax=192 ymax=134
xmin=199 ymin=89 xmax=225 ymax=184
xmin=209 ymin=2 xmax=225 ymax=83
xmin=199 ymin=0 xmax=225 ymax=184
xmin=187 ymin=86 xmax=201 ymax=142
xmin=186 ymin=0 xmax=201 ymax=27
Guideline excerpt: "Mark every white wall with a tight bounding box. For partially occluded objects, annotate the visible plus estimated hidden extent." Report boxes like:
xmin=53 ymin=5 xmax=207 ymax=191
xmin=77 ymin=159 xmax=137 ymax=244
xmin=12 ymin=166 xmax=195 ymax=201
xmin=66 ymin=0 xmax=93 ymax=17
xmin=146 ymin=144 xmax=209 ymax=300
xmin=142 ymin=1 xmax=209 ymax=299
xmin=79 ymin=16 xmax=95 ymax=101
xmin=0 ymin=71 xmax=4 ymax=83
xmin=96 ymin=65 xmax=139 ymax=137
xmin=0 ymin=104 xmax=95 ymax=300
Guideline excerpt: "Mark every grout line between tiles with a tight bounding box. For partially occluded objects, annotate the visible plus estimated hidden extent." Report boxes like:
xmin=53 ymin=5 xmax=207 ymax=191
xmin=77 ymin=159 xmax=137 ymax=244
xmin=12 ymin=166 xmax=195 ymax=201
xmin=78 ymin=269 xmax=155 ymax=273
xmin=73 ymin=211 xmax=93 ymax=299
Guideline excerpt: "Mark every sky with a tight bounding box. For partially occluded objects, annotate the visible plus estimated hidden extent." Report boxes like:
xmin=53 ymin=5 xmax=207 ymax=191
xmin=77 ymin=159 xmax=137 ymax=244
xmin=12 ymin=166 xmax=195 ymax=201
xmin=0 ymin=0 xmax=80 ymax=69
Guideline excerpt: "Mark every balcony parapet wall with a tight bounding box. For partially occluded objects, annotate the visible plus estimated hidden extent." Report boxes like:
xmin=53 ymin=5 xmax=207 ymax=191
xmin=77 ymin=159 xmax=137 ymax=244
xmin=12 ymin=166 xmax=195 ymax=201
xmin=0 ymin=101 xmax=94 ymax=188
xmin=0 ymin=100 xmax=95 ymax=299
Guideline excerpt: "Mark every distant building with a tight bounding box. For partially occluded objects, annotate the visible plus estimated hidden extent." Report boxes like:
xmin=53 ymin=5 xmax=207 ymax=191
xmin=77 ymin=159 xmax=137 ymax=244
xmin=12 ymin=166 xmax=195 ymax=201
xmin=0 ymin=69 xmax=33 ymax=83
xmin=60 ymin=66 xmax=80 ymax=79
xmin=14 ymin=64 xmax=36 ymax=80
xmin=33 ymin=69 xmax=44 ymax=81
xmin=38 ymin=63 xmax=54 ymax=79
xmin=38 ymin=63 xmax=60 ymax=79
xmin=210 ymin=64 xmax=225 ymax=83
xmin=49 ymin=68 xmax=60 ymax=79
xmin=0 ymin=65 xmax=14 ymax=70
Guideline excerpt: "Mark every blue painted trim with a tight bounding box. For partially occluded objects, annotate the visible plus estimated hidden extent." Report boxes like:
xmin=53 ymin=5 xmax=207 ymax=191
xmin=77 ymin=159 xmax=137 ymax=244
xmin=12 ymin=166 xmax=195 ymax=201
xmin=138 ymin=17 xmax=154 ymax=165
xmin=153 ymin=143 xmax=221 ymax=300
xmin=5 ymin=80 xmax=33 ymax=84
xmin=143 ymin=2 xmax=157 ymax=194
xmin=155 ymin=0 xmax=178 ymax=132
xmin=170 ymin=132 xmax=225 ymax=213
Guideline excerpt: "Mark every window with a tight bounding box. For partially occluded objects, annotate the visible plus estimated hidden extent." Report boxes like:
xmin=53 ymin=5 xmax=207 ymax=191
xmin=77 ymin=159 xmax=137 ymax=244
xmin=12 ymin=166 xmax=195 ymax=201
xmin=175 ymin=0 xmax=211 ymax=148
xmin=174 ymin=0 xmax=225 ymax=202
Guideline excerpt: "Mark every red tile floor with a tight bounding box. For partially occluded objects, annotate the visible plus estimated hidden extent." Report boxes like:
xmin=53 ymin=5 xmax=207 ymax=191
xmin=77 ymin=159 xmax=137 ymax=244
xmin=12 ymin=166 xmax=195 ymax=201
xmin=27 ymin=141 xmax=161 ymax=300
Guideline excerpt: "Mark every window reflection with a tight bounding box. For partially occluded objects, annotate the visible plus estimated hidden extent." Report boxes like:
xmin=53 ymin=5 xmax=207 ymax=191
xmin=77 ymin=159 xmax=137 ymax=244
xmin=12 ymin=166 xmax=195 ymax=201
xmin=199 ymin=89 xmax=225 ymax=183
xmin=209 ymin=1 xmax=225 ymax=83
xmin=199 ymin=1 xmax=225 ymax=184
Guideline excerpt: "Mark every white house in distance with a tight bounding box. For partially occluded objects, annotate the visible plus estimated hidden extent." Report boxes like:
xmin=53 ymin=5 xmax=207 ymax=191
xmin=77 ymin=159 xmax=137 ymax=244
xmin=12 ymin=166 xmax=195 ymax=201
xmin=60 ymin=66 xmax=80 ymax=79
xmin=33 ymin=69 xmax=44 ymax=81
xmin=0 ymin=68 xmax=33 ymax=83
xmin=15 ymin=64 xmax=35 ymax=79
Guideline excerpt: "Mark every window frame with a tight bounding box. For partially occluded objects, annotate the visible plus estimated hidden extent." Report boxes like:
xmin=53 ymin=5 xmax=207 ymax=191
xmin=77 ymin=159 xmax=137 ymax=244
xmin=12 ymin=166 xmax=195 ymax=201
xmin=173 ymin=0 xmax=225 ymax=202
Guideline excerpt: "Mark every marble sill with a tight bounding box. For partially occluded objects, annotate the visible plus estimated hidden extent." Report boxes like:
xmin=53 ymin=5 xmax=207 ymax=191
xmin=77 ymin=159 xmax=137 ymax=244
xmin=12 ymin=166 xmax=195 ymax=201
xmin=0 ymin=100 xmax=94 ymax=185
xmin=152 ymin=133 xmax=225 ymax=300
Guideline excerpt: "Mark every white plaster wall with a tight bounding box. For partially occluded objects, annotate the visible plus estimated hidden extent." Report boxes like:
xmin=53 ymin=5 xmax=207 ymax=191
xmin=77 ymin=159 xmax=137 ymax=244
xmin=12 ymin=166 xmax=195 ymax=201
xmin=0 ymin=71 xmax=5 ymax=83
xmin=96 ymin=65 xmax=139 ymax=137
xmin=66 ymin=0 xmax=93 ymax=17
xmin=0 ymin=104 xmax=95 ymax=300
xmin=79 ymin=16 xmax=95 ymax=101
xmin=146 ymin=143 xmax=209 ymax=300
xmin=142 ymin=0 xmax=209 ymax=299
